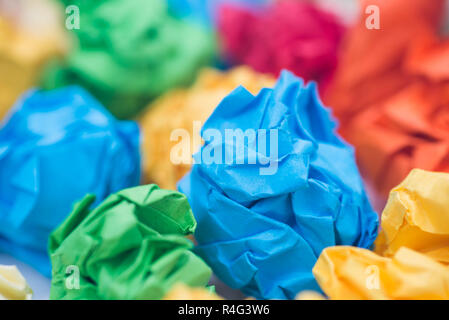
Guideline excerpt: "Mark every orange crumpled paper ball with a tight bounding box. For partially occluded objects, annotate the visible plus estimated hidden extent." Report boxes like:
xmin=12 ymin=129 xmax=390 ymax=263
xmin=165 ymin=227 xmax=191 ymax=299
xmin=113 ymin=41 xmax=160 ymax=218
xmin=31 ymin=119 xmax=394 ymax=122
xmin=324 ymin=0 xmax=449 ymax=202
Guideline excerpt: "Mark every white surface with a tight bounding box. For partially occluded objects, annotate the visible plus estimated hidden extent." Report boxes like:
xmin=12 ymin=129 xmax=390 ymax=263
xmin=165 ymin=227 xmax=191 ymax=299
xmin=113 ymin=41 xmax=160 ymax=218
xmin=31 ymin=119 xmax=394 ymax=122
xmin=314 ymin=0 xmax=360 ymax=25
xmin=0 ymin=253 xmax=51 ymax=300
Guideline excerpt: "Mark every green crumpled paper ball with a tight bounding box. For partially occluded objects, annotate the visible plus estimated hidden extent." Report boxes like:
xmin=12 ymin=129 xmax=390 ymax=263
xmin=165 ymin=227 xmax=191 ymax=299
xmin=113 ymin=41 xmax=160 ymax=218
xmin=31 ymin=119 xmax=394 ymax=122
xmin=49 ymin=184 xmax=212 ymax=300
xmin=42 ymin=0 xmax=215 ymax=119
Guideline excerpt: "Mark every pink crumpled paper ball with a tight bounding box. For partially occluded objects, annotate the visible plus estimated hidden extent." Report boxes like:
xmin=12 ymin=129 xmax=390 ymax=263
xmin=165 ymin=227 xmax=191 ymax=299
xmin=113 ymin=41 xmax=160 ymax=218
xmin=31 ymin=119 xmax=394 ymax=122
xmin=217 ymin=0 xmax=345 ymax=92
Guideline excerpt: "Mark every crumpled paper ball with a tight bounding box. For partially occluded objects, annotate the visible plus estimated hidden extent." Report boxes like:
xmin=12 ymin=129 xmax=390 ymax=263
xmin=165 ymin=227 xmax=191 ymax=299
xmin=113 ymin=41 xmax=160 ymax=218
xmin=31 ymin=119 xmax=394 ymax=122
xmin=49 ymin=184 xmax=212 ymax=300
xmin=163 ymin=283 xmax=222 ymax=300
xmin=0 ymin=0 xmax=67 ymax=120
xmin=324 ymin=0 xmax=445 ymax=122
xmin=313 ymin=246 xmax=449 ymax=300
xmin=140 ymin=66 xmax=275 ymax=190
xmin=178 ymin=70 xmax=379 ymax=299
xmin=345 ymin=43 xmax=449 ymax=202
xmin=323 ymin=0 xmax=449 ymax=202
xmin=0 ymin=265 xmax=33 ymax=300
xmin=313 ymin=168 xmax=449 ymax=300
xmin=0 ymin=86 xmax=140 ymax=276
xmin=217 ymin=0 xmax=345 ymax=92
xmin=375 ymin=169 xmax=449 ymax=264
xmin=42 ymin=0 xmax=215 ymax=119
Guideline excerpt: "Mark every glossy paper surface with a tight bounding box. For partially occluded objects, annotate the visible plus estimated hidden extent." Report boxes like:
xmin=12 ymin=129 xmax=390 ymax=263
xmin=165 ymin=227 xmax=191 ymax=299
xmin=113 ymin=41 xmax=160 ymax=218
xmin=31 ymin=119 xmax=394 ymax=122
xmin=179 ymin=70 xmax=378 ymax=299
xmin=0 ymin=86 xmax=140 ymax=276
xmin=49 ymin=185 xmax=212 ymax=300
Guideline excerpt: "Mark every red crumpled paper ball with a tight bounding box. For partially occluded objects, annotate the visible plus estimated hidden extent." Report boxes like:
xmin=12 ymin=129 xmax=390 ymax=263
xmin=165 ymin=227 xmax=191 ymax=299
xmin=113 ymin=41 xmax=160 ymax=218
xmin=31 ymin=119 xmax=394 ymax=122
xmin=217 ymin=0 xmax=345 ymax=92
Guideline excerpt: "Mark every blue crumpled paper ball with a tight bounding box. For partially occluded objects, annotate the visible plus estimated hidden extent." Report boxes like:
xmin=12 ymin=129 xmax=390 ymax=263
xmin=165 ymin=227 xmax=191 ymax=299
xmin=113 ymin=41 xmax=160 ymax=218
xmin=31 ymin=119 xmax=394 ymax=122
xmin=0 ymin=86 xmax=141 ymax=276
xmin=178 ymin=70 xmax=379 ymax=299
xmin=167 ymin=0 xmax=270 ymax=27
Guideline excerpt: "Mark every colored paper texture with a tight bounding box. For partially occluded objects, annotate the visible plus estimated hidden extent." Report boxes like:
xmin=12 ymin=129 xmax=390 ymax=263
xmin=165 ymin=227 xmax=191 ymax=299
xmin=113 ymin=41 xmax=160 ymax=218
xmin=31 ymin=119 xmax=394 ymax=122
xmin=313 ymin=169 xmax=449 ymax=300
xmin=0 ymin=265 xmax=32 ymax=300
xmin=140 ymin=67 xmax=275 ymax=190
xmin=314 ymin=246 xmax=449 ymax=300
xmin=324 ymin=0 xmax=449 ymax=201
xmin=49 ymin=185 xmax=212 ymax=300
xmin=375 ymin=169 xmax=449 ymax=264
xmin=218 ymin=0 xmax=345 ymax=92
xmin=0 ymin=0 xmax=67 ymax=120
xmin=0 ymin=86 xmax=140 ymax=276
xmin=179 ymin=70 xmax=379 ymax=299
xmin=163 ymin=283 xmax=221 ymax=300
xmin=42 ymin=0 xmax=215 ymax=119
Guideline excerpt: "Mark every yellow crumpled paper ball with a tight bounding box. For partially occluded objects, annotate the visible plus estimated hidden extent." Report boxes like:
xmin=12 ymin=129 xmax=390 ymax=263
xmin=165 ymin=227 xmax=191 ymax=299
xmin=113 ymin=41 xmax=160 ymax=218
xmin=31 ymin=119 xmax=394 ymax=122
xmin=375 ymin=169 xmax=449 ymax=264
xmin=0 ymin=265 xmax=32 ymax=300
xmin=140 ymin=66 xmax=275 ymax=190
xmin=313 ymin=169 xmax=449 ymax=300
xmin=163 ymin=283 xmax=222 ymax=300
xmin=0 ymin=0 xmax=68 ymax=120
xmin=313 ymin=246 xmax=449 ymax=300
xmin=295 ymin=291 xmax=326 ymax=300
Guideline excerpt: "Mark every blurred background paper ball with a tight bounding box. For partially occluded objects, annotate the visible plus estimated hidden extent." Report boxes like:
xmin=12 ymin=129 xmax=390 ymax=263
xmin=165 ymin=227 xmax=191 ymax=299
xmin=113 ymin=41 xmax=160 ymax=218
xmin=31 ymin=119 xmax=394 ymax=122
xmin=42 ymin=0 xmax=215 ymax=119
xmin=324 ymin=0 xmax=449 ymax=207
xmin=217 ymin=0 xmax=345 ymax=93
xmin=0 ymin=86 xmax=141 ymax=276
xmin=0 ymin=0 xmax=68 ymax=121
xmin=140 ymin=66 xmax=275 ymax=190
xmin=167 ymin=0 xmax=270 ymax=27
